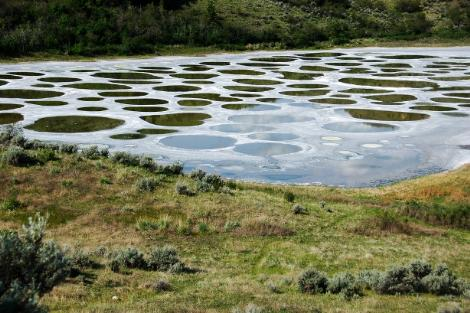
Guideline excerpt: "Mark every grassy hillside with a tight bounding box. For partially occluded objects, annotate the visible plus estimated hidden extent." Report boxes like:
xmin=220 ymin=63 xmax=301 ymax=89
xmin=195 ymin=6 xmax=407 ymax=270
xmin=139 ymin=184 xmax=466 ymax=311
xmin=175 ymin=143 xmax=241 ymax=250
xmin=0 ymin=0 xmax=469 ymax=58
xmin=0 ymin=130 xmax=469 ymax=312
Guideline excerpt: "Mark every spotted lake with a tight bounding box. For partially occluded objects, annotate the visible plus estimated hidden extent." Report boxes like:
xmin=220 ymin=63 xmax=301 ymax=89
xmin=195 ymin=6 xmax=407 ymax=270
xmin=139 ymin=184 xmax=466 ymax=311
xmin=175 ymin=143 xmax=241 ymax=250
xmin=1 ymin=47 xmax=470 ymax=186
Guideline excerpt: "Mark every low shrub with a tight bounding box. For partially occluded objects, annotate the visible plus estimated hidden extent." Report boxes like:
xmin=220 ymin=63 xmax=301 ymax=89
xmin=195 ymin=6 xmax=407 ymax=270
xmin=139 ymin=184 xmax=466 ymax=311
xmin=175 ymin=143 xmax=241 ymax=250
xmin=34 ymin=149 xmax=57 ymax=164
xmin=284 ymin=191 xmax=295 ymax=203
xmin=438 ymin=303 xmax=462 ymax=313
xmin=292 ymin=204 xmax=307 ymax=215
xmin=153 ymin=280 xmax=171 ymax=292
xmin=59 ymin=144 xmax=78 ymax=154
xmin=328 ymin=272 xmax=363 ymax=299
xmin=139 ymin=156 xmax=157 ymax=172
xmin=0 ymin=281 xmax=46 ymax=313
xmin=298 ymin=269 xmax=329 ymax=294
xmin=136 ymin=218 xmax=161 ymax=231
xmin=81 ymin=146 xmax=109 ymax=160
xmin=231 ymin=303 xmax=264 ymax=313
xmin=100 ymin=177 xmax=112 ymax=185
xmin=224 ymin=220 xmax=241 ymax=232
xmin=422 ymin=264 xmax=465 ymax=296
xmin=110 ymin=151 xmax=139 ymax=166
xmin=109 ymin=247 xmax=146 ymax=272
xmin=147 ymin=246 xmax=184 ymax=272
xmin=0 ymin=192 xmax=21 ymax=211
xmin=0 ymin=214 xmax=70 ymax=312
xmin=375 ymin=265 xmax=415 ymax=295
xmin=135 ymin=177 xmax=159 ymax=192
xmin=190 ymin=169 xmax=206 ymax=180
xmin=158 ymin=162 xmax=183 ymax=176
xmin=196 ymin=174 xmax=225 ymax=192
xmin=68 ymin=249 xmax=98 ymax=276
xmin=357 ymin=270 xmax=382 ymax=290
xmin=175 ymin=184 xmax=195 ymax=196
xmin=1 ymin=146 xmax=36 ymax=166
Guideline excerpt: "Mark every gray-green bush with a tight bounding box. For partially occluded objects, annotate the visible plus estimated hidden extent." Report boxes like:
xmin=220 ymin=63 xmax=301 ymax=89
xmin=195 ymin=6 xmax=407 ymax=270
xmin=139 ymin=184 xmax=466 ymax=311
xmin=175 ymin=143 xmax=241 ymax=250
xmin=1 ymin=146 xmax=36 ymax=166
xmin=135 ymin=177 xmax=159 ymax=192
xmin=147 ymin=246 xmax=184 ymax=272
xmin=0 ymin=214 xmax=70 ymax=312
xmin=298 ymin=269 xmax=329 ymax=294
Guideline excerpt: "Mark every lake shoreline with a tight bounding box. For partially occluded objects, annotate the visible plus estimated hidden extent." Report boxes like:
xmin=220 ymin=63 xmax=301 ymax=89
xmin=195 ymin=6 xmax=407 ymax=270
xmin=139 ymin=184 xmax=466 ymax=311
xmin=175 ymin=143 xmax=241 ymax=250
xmin=1 ymin=37 xmax=470 ymax=64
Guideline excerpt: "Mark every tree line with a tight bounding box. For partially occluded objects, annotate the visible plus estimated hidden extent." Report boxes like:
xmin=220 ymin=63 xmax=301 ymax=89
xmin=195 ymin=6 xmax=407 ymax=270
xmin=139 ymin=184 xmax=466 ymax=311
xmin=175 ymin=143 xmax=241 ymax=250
xmin=0 ymin=0 xmax=469 ymax=57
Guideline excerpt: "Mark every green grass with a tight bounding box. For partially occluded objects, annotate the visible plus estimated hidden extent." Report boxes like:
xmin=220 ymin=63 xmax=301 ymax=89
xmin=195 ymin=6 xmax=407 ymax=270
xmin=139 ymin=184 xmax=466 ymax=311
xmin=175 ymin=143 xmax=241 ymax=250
xmin=0 ymin=148 xmax=469 ymax=313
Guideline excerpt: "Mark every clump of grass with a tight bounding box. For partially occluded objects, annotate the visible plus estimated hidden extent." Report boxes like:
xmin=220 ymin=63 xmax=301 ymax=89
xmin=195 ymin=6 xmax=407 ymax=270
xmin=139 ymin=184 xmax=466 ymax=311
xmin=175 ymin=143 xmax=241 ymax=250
xmin=176 ymin=219 xmax=194 ymax=236
xmin=231 ymin=303 xmax=264 ymax=313
xmin=136 ymin=217 xmax=171 ymax=232
xmin=100 ymin=177 xmax=112 ymax=185
xmin=236 ymin=220 xmax=294 ymax=237
xmin=397 ymin=199 xmax=469 ymax=229
xmin=224 ymin=220 xmax=241 ymax=232
xmin=1 ymin=191 xmax=21 ymax=211
xmin=353 ymin=210 xmax=415 ymax=235
xmin=438 ymin=303 xmax=463 ymax=313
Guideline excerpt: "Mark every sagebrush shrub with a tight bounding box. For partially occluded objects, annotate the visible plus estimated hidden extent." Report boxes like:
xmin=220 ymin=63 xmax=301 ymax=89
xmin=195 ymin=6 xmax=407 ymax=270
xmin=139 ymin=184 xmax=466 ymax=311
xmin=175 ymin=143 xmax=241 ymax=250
xmin=153 ymin=280 xmax=171 ymax=292
xmin=81 ymin=146 xmax=109 ymax=160
xmin=68 ymin=249 xmax=97 ymax=276
xmin=59 ymin=144 xmax=78 ymax=154
xmin=1 ymin=146 xmax=35 ymax=166
xmin=147 ymin=246 xmax=183 ymax=272
xmin=375 ymin=266 xmax=415 ymax=295
xmin=357 ymin=270 xmax=382 ymax=290
xmin=110 ymin=247 xmax=146 ymax=271
xmin=159 ymin=162 xmax=183 ymax=176
xmin=175 ymin=184 xmax=195 ymax=196
xmin=0 ymin=214 xmax=70 ymax=313
xmin=110 ymin=151 xmax=139 ymax=166
xmin=139 ymin=156 xmax=157 ymax=171
xmin=298 ymin=269 xmax=329 ymax=294
xmin=135 ymin=177 xmax=159 ymax=192
xmin=292 ymin=204 xmax=307 ymax=215
xmin=284 ymin=191 xmax=295 ymax=203
xmin=0 ymin=281 xmax=46 ymax=313
xmin=196 ymin=174 xmax=225 ymax=192
xmin=190 ymin=169 xmax=206 ymax=180
xmin=328 ymin=272 xmax=363 ymax=299
xmin=224 ymin=220 xmax=240 ymax=232
xmin=422 ymin=264 xmax=465 ymax=296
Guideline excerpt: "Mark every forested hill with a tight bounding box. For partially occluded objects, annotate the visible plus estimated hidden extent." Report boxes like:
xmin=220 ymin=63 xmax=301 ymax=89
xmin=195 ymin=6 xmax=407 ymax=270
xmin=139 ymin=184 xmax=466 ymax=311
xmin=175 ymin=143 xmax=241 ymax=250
xmin=0 ymin=0 xmax=469 ymax=57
